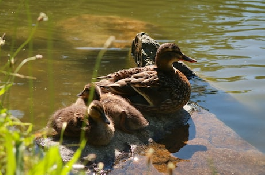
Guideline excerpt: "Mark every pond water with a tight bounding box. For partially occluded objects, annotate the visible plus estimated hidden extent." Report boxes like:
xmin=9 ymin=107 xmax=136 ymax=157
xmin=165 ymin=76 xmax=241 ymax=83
xmin=0 ymin=0 xmax=264 ymax=157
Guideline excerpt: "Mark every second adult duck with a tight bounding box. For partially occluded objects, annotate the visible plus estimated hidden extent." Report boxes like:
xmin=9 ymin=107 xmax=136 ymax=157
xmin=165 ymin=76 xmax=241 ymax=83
xmin=97 ymin=43 xmax=197 ymax=113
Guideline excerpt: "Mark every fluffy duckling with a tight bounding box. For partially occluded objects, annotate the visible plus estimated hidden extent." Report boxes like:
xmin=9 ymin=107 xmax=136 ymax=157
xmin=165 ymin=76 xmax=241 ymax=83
xmin=47 ymin=97 xmax=87 ymax=137
xmin=85 ymin=100 xmax=115 ymax=145
xmin=48 ymin=99 xmax=114 ymax=146
xmin=78 ymin=84 xmax=149 ymax=133
xmin=96 ymin=43 xmax=197 ymax=113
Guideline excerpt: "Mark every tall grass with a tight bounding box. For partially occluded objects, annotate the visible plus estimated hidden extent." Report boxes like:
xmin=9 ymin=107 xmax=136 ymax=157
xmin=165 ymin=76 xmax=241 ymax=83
xmin=0 ymin=11 xmax=69 ymax=174
xmin=0 ymin=8 xmax=115 ymax=173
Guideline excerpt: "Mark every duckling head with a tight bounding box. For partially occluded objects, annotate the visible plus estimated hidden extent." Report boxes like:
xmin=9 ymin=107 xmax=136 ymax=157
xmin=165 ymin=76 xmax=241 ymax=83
xmin=87 ymin=100 xmax=110 ymax=125
xmin=77 ymin=84 xmax=100 ymax=103
xmin=77 ymin=85 xmax=90 ymax=99
xmin=155 ymin=43 xmax=197 ymax=71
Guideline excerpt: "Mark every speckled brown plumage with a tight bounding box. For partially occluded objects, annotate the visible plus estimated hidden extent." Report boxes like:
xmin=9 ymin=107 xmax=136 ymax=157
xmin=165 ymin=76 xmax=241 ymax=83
xmin=96 ymin=43 xmax=197 ymax=113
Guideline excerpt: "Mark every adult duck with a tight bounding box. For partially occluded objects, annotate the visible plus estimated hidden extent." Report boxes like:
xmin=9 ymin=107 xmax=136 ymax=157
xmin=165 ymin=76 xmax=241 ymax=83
xmin=96 ymin=43 xmax=197 ymax=113
xmin=131 ymin=32 xmax=196 ymax=79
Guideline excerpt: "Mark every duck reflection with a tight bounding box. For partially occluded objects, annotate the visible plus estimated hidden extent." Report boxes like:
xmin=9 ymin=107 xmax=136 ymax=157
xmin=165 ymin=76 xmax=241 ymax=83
xmin=139 ymin=112 xmax=190 ymax=173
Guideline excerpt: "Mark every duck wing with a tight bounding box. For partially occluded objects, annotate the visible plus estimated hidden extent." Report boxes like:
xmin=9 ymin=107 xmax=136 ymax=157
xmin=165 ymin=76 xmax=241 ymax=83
xmin=130 ymin=69 xmax=190 ymax=107
xmin=96 ymin=65 xmax=157 ymax=95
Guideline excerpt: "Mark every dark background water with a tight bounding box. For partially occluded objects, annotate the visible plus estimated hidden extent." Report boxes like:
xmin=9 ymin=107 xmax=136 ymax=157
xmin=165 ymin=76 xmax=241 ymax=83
xmin=0 ymin=0 xmax=264 ymax=153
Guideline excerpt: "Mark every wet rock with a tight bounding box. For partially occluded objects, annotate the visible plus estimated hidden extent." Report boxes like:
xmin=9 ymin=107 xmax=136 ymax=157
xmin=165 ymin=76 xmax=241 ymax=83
xmin=174 ymin=108 xmax=265 ymax=175
xmin=110 ymin=108 xmax=265 ymax=175
xmin=36 ymin=107 xmax=191 ymax=173
xmin=131 ymin=32 xmax=160 ymax=67
xmin=36 ymin=105 xmax=265 ymax=174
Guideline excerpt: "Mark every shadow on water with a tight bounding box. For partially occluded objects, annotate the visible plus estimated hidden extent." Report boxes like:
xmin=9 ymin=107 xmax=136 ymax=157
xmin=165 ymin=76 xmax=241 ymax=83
xmin=172 ymin=116 xmax=207 ymax=160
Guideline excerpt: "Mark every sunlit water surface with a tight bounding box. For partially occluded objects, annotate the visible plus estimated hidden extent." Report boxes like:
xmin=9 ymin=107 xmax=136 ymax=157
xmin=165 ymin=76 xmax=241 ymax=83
xmin=0 ymin=0 xmax=264 ymax=155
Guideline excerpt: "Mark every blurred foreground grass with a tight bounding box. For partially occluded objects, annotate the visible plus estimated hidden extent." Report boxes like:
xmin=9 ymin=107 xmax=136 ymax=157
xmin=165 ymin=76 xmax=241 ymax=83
xmin=0 ymin=11 xmax=87 ymax=175
xmin=0 ymin=6 xmax=116 ymax=173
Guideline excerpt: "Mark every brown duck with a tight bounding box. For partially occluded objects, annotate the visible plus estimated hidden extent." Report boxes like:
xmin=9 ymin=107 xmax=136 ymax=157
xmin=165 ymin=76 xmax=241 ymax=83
xmin=47 ymin=98 xmax=114 ymax=146
xmin=96 ymin=43 xmax=197 ymax=113
xmin=78 ymin=84 xmax=149 ymax=133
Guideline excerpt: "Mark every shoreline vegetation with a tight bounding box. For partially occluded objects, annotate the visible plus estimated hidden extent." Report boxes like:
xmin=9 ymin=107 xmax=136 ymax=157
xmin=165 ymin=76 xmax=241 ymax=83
xmin=0 ymin=10 xmax=139 ymax=174
xmin=0 ymin=10 xmax=161 ymax=174
xmin=0 ymin=12 xmax=88 ymax=175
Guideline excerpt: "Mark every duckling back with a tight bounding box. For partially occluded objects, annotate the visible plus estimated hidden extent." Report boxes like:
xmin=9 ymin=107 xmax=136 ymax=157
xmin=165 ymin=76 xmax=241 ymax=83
xmin=48 ymin=99 xmax=114 ymax=146
xmin=47 ymin=97 xmax=87 ymax=137
xmin=100 ymin=93 xmax=149 ymax=133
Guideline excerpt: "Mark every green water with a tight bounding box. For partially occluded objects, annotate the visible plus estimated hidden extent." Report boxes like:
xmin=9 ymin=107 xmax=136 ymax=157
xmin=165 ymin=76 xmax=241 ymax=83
xmin=0 ymin=0 xmax=264 ymax=154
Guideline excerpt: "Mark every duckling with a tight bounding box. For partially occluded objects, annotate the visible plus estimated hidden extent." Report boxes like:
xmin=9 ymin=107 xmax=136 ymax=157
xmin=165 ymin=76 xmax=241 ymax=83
xmin=47 ymin=99 xmax=114 ymax=146
xmin=85 ymin=100 xmax=115 ymax=145
xmin=96 ymin=43 xmax=197 ymax=113
xmin=78 ymin=84 xmax=149 ymax=133
xmin=47 ymin=97 xmax=87 ymax=137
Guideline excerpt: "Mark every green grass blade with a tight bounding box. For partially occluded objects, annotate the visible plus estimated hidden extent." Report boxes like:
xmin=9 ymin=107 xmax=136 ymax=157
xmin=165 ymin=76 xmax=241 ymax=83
xmin=4 ymin=132 xmax=16 ymax=175
xmin=61 ymin=139 xmax=86 ymax=175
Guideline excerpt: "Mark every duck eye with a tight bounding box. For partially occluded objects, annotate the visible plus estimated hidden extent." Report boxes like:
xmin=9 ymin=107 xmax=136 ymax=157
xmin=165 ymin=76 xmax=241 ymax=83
xmin=174 ymin=51 xmax=182 ymax=55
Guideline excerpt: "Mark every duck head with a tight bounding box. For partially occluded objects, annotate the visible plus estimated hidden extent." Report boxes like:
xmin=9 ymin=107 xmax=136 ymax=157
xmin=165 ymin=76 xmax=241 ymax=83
xmin=155 ymin=43 xmax=197 ymax=71
xmin=87 ymin=100 xmax=110 ymax=124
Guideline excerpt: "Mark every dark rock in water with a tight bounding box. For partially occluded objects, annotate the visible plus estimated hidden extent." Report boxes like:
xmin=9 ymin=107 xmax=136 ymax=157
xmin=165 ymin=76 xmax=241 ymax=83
xmin=131 ymin=32 xmax=160 ymax=67
xmin=131 ymin=32 xmax=196 ymax=80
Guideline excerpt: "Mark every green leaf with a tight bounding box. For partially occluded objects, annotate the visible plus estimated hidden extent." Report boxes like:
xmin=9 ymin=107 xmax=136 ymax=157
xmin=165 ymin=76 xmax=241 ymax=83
xmin=0 ymin=84 xmax=12 ymax=96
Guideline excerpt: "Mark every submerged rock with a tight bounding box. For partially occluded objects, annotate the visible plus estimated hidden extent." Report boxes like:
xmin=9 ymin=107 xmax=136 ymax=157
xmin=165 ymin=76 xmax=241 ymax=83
xmin=56 ymin=15 xmax=163 ymax=48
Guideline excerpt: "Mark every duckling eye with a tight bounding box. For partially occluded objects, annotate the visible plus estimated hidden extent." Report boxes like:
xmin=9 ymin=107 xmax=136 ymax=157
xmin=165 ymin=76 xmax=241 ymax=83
xmin=91 ymin=106 xmax=103 ymax=114
xmin=91 ymin=106 xmax=97 ymax=111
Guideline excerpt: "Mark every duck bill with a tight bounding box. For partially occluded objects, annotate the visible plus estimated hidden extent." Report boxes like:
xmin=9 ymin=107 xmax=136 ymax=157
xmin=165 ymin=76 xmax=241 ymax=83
xmin=181 ymin=55 xmax=197 ymax=63
xmin=100 ymin=112 xmax=110 ymax=124
xmin=77 ymin=89 xmax=87 ymax=98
